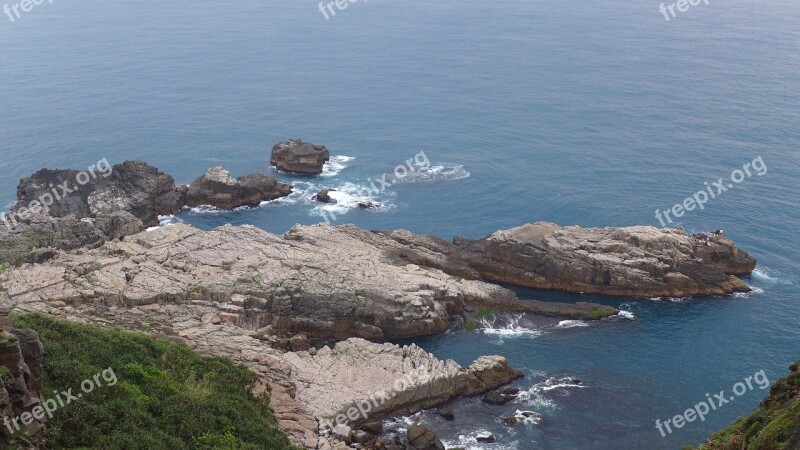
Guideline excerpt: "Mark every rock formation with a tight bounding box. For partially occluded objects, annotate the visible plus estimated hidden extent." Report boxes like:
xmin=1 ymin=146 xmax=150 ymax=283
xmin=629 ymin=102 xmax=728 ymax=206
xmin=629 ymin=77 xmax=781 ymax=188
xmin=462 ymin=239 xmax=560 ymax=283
xmin=15 ymin=161 xmax=185 ymax=227
xmin=0 ymin=210 xmax=143 ymax=266
xmin=283 ymin=338 xmax=522 ymax=429
xmin=185 ymin=167 xmax=292 ymax=209
xmin=375 ymin=222 xmax=757 ymax=297
xmin=0 ymin=308 xmax=46 ymax=449
xmin=271 ymin=139 xmax=330 ymax=175
xmin=0 ymin=222 xmax=616 ymax=342
xmin=313 ymin=189 xmax=335 ymax=204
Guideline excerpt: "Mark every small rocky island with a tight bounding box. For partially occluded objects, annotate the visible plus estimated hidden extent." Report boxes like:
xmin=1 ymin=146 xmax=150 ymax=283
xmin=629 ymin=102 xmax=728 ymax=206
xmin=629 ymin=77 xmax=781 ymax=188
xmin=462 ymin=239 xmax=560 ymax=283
xmin=186 ymin=166 xmax=292 ymax=209
xmin=271 ymin=139 xmax=331 ymax=175
xmin=0 ymin=159 xmax=758 ymax=449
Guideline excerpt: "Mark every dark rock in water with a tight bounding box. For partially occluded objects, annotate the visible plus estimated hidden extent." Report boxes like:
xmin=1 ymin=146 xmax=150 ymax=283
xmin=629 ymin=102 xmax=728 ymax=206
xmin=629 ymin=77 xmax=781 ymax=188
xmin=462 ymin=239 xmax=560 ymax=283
xmin=270 ymin=139 xmax=330 ymax=175
xmin=313 ymin=189 xmax=335 ymax=204
xmin=406 ymin=425 xmax=445 ymax=450
xmin=185 ymin=167 xmax=292 ymax=209
xmin=360 ymin=420 xmax=383 ymax=435
xmin=437 ymin=407 xmax=455 ymax=421
xmin=476 ymin=433 xmax=496 ymax=443
xmin=15 ymin=160 xmax=184 ymax=227
xmin=358 ymin=201 xmax=380 ymax=209
xmin=482 ymin=387 xmax=519 ymax=405
xmin=504 ymin=410 xmax=543 ymax=426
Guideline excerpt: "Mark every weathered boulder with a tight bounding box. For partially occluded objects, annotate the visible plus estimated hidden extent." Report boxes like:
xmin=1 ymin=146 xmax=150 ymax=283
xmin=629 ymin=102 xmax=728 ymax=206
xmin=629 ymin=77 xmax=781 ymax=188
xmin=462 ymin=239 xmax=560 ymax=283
xmin=376 ymin=222 xmax=757 ymax=297
xmin=270 ymin=139 xmax=330 ymax=175
xmin=406 ymin=425 xmax=445 ymax=450
xmin=15 ymin=161 xmax=184 ymax=227
xmin=185 ymin=167 xmax=292 ymax=209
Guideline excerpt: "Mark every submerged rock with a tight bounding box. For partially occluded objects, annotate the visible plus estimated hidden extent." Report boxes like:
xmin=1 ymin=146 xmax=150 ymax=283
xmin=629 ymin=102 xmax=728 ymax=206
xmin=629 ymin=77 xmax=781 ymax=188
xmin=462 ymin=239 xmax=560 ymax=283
xmin=313 ymin=189 xmax=335 ymax=204
xmin=270 ymin=139 xmax=330 ymax=175
xmin=482 ymin=386 xmax=519 ymax=405
xmin=185 ymin=167 xmax=292 ymax=209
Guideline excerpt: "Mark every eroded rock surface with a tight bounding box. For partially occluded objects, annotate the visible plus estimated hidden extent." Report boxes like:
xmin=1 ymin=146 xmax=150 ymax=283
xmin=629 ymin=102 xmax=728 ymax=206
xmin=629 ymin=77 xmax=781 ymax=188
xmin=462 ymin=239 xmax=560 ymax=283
xmin=271 ymin=139 xmax=330 ymax=175
xmin=15 ymin=161 xmax=185 ymax=227
xmin=0 ymin=308 xmax=46 ymax=449
xmin=0 ymin=223 xmax=547 ymax=340
xmin=376 ymin=222 xmax=756 ymax=297
xmin=185 ymin=167 xmax=292 ymax=209
xmin=283 ymin=338 xmax=522 ymax=428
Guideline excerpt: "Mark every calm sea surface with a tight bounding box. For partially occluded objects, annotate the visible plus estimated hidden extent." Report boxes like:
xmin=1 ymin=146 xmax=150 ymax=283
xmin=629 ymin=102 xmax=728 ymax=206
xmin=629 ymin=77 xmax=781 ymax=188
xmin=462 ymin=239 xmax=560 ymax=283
xmin=1 ymin=1 xmax=798 ymax=448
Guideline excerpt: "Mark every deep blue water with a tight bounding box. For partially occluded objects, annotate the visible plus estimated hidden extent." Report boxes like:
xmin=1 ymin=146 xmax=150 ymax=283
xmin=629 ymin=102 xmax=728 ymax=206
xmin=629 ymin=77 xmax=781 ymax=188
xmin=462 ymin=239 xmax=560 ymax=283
xmin=1 ymin=0 xmax=799 ymax=448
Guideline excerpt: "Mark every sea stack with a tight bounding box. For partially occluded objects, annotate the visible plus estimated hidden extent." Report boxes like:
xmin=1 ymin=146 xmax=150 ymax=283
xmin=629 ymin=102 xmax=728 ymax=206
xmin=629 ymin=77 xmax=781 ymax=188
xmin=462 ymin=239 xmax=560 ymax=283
xmin=270 ymin=139 xmax=330 ymax=175
xmin=185 ymin=167 xmax=292 ymax=209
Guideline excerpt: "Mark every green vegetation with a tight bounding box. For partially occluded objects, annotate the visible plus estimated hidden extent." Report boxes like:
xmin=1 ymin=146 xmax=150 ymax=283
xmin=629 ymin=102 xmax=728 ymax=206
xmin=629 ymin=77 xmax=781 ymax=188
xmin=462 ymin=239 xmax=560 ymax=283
xmin=464 ymin=307 xmax=495 ymax=332
xmin=689 ymin=361 xmax=800 ymax=450
xmin=13 ymin=314 xmax=298 ymax=450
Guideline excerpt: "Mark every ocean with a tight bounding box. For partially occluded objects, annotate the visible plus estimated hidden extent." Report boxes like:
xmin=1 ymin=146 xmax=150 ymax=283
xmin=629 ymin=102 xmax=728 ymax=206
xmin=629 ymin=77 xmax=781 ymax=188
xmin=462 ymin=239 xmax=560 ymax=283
xmin=1 ymin=0 xmax=798 ymax=448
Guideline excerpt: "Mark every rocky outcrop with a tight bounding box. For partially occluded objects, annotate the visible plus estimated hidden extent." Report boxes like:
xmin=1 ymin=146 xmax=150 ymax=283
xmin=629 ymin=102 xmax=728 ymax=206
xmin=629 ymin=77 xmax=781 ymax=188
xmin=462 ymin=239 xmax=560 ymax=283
xmin=283 ymin=338 xmax=522 ymax=430
xmin=0 ymin=222 xmax=616 ymax=341
xmin=0 ymin=210 xmax=143 ymax=267
xmin=270 ymin=139 xmax=330 ymax=175
xmin=15 ymin=161 xmax=185 ymax=227
xmin=313 ymin=189 xmax=335 ymax=204
xmin=0 ymin=308 xmax=45 ymax=449
xmin=375 ymin=222 xmax=757 ymax=297
xmin=185 ymin=167 xmax=292 ymax=209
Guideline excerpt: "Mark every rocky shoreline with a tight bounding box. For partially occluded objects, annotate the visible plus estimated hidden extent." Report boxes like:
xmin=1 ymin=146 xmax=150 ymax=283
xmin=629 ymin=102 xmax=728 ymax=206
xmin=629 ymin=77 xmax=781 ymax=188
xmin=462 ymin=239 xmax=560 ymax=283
xmin=0 ymin=157 xmax=758 ymax=449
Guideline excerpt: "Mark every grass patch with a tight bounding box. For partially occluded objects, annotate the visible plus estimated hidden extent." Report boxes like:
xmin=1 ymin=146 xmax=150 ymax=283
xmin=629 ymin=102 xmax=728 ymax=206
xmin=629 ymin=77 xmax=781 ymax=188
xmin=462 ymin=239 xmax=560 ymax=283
xmin=695 ymin=361 xmax=800 ymax=450
xmin=13 ymin=314 xmax=298 ymax=450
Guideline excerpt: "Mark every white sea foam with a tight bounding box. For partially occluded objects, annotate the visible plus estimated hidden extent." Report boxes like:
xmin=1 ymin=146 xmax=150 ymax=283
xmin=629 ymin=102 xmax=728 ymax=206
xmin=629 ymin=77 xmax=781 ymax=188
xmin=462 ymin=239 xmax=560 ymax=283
xmin=556 ymin=320 xmax=589 ymax=328
xmin=321 ymin=155 xmax=355 ymax=177
xmin=479 ymin=314 xmax=542 ymax=339
xmin=517 ymin=376 xmax=584 ymax=408
xmin=513 ymin=410 xmax=543 ymax=425
xmin=146 ymin=215 xmax=182 ymax=232
xmin=441 ymin=430 xmax=517 ymax=450
xmin=309 ymin=182 xmax=396 ymax=219
xmin=396 ymin=163 xmax=471 ymax=183
xmin=616 ymin=310 xmax=636 ymax=320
